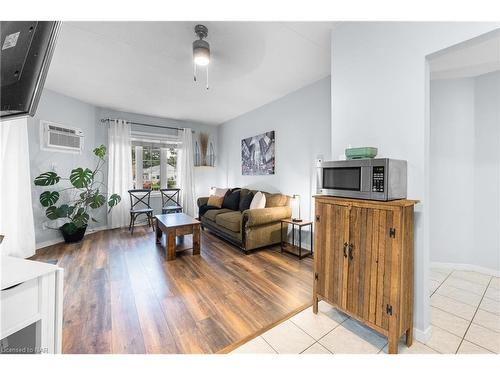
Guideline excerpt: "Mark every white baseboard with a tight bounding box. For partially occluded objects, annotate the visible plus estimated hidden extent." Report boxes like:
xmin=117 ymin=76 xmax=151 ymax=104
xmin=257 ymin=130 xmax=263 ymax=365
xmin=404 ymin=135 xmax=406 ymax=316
xmin=36 ymin=225 xmax=109 ymax=250
xmin=414 ymin=325 xmax=432 ymax=344
xmin=431 ymin=261 xmax=500 ymax=277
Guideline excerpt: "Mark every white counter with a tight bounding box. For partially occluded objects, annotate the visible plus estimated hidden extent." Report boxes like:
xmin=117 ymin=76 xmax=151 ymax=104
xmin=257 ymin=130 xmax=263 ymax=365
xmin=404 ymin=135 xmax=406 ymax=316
xmin=1 ymin=256 xmax=63 ymax=354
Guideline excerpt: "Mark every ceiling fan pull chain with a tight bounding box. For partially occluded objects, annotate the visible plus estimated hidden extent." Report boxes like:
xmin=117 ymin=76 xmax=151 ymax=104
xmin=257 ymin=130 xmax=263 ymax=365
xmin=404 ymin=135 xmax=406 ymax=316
xmin=206 ymin=66 xmax=209 ymax=90
xmin=193 ymin=63 xmax=197 ymax=82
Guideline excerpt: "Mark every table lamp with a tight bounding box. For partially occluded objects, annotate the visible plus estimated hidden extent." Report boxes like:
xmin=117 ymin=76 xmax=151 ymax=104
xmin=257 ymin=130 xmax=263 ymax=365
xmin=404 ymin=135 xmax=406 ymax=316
xmin=292 ymin=194 xmax=302 ymax=222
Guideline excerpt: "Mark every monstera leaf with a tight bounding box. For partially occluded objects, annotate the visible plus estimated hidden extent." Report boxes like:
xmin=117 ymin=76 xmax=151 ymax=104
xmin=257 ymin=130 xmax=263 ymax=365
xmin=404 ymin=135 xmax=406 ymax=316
xmin=34 ymin=172 xmax=60 ymax=186
xmin=56 ymin=204 xmax=70 ymax=218
xmin=45 ymin=206 xmax=59 ymax=220
xmin=93 ymin=145 xmax=106 ymax=159
xmin=73 ymin=208 xmax=89 ymax=227
xmin=108 ymin=194 xmax=121 ymax=207
xmin=70 ymin=168 xmax=93 ymax=188
xmin=89 ymin=193 xmax=106 ymax=209
xmin=39 ymin=191 xmax=60 ymax=207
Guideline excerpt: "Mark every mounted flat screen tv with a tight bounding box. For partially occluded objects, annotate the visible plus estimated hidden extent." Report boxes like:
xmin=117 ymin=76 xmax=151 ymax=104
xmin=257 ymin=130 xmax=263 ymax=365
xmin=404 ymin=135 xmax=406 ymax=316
xmin=0 ymin=21 xmax=60 ymax=120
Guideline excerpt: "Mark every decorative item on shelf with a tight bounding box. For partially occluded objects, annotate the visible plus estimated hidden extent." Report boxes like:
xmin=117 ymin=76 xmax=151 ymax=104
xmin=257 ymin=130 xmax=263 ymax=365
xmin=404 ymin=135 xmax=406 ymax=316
xmin=33 ymin=145 xmax=122 ymax=243
xmin=199 ymin=132 xmax=208 ymax=166
xmin=345 ymin=146 xmax=378 ymax=160
xmin=194 ymin=132 xmax=216 ymax=167
xmin=291 ymin=194 xmax=302 ymax=222
xmin=208 ymin=141 xmax=216 ymax=166
xmin=194 ymin=140 xmax=201 ymax=166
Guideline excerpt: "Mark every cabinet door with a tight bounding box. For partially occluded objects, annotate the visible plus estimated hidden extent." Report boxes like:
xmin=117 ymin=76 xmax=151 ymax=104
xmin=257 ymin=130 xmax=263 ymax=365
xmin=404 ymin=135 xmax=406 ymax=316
xmin=315 ymin=202 xmax=349 ymax=309
xmin=346 ymin=207 xmax=395 ymax=331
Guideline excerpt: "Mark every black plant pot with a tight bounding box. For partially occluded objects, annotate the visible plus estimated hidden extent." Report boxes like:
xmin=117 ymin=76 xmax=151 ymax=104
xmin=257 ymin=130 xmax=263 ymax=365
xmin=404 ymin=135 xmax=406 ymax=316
xmin=60 ymin=223 xmax=87 ymax=243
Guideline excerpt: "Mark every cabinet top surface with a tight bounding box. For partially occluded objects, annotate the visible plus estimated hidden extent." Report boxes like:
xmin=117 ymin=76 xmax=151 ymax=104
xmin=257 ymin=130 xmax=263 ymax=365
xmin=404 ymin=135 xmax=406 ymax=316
xmin=314 ymin=195 xmax=419 ymax=207
xmin=1 ymin=256 xmax=60 ymax=290
xmin=155 ymin=213 xmax=200 ymax=228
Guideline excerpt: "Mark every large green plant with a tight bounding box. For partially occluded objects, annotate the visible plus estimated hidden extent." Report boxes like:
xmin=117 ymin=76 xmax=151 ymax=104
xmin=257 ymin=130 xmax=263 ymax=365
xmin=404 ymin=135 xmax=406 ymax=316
xmin=34 ymin=145 xmax=121 ymax=234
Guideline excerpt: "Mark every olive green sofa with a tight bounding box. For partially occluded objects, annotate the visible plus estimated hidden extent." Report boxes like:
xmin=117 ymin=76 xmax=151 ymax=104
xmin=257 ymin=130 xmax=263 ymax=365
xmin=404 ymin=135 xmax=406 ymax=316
xmin=197 ymin=188 xmax=292 ymax=253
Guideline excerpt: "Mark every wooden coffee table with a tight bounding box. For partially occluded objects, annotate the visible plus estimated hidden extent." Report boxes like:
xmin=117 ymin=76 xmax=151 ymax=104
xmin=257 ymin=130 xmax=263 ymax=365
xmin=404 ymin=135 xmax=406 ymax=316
xmin=155 ymin=213 xmax=201 ymax=261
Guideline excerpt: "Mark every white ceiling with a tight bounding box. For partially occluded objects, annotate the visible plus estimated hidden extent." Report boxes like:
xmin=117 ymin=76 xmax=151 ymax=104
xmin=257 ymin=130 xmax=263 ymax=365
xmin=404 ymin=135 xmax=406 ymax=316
xmin=45 ymin=21 xmax=335 ymax=125
xmin=429 ymin=30 xmax=500 ymax=80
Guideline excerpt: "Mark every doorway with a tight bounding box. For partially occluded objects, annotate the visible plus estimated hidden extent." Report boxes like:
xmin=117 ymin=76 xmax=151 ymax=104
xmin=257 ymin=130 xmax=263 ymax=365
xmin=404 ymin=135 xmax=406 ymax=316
xmin=424 ymin=29 xmax=500 ymax=353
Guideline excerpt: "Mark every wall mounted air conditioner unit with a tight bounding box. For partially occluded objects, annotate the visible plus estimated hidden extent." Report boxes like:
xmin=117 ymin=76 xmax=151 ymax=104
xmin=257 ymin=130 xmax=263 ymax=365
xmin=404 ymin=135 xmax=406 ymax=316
xmin=40 ymin=120 xmax=84 ymax=153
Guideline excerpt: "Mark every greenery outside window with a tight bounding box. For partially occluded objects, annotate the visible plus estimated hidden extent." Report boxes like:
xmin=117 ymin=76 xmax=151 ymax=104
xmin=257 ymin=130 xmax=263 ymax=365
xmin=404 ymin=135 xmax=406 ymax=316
xmin=131 ymin=137 xmax=179 ymax=191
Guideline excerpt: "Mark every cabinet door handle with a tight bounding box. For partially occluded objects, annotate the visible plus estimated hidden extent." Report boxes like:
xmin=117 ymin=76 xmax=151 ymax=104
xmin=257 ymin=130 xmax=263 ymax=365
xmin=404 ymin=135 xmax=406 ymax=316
xmin=343 ymin=242 xmax=348 ymax=258
xmin=348 ymin=244 xmax=354 ymax=260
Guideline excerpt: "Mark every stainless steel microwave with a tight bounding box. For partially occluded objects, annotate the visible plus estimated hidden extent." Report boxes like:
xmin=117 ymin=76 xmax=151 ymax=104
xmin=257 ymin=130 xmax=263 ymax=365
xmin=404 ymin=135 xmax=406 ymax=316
xmin=316 ymin=158 xmax=407 ymax=201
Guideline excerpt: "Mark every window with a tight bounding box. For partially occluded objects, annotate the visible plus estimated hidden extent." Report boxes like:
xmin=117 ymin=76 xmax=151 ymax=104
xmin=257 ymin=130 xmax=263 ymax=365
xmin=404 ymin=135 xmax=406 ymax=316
xmin=131 ymin=137 xmax=179 ymax=191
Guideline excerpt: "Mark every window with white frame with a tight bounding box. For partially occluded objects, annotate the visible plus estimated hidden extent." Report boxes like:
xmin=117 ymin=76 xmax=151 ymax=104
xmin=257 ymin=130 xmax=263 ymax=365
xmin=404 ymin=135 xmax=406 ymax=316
xmin=131 ymin=133 xmax=179 ymax=191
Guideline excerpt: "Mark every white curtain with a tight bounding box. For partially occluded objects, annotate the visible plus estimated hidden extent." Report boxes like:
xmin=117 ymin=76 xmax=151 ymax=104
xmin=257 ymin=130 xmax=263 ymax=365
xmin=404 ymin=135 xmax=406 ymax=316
xmin=0 ymin=118 xmax=36 ymax=258
xmin=177 ymin=128 xmax=196 ymax=217
xmin=107 ymin=119 xmax=133 ymax=228
xmin=160 ymin=147 xmax=168 ymax=189
xmin=134 ymin=145 xmax=143 ymax=188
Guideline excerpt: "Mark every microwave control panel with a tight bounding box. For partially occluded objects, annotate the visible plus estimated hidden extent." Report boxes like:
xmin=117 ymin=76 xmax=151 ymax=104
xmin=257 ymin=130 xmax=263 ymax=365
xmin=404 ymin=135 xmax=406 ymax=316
xmin=372 ymin=166 xmax=385 ymax=192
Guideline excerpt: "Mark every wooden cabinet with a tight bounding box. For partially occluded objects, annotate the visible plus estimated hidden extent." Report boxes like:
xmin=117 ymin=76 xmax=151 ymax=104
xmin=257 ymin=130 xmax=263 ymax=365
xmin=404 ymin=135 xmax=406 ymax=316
xmin=313 ymin=196 xmax=418 ymax=354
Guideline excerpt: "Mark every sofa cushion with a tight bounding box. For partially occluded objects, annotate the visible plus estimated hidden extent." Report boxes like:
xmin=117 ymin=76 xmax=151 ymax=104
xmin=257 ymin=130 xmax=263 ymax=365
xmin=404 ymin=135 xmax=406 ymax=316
xmin=265 ymin=193 xmax=288 ymax=207
xmin=204 ymin=208 xmax=232 ymax=222
xmin=239 ymin=191 xmax=254 ymax=212
xmin=198 ymin=205 xmax=220 ymax=218
xmin=215 ymin=211 xmax=242 ymax=233
xmin=222 ymin=190 xmax=240 ymax=210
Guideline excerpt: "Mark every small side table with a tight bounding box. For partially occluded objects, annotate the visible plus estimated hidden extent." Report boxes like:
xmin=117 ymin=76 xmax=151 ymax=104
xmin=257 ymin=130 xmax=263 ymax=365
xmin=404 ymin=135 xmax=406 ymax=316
xmin=280 ymin=219 xmax=313 ymax=259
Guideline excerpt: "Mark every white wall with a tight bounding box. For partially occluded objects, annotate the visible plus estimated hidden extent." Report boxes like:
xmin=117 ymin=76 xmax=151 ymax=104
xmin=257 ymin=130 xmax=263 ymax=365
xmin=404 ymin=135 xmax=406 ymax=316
xmin=473 ymin=72 xmax=500 ymax=271
xmin=330 ymin=22 xmax=500 ymax=339
xmin=430 ymin=72 xmax=500 ymax=274
xmin=429 ymin=78 xmax=476 ymax=265
xmin=217 ymin=77 xmax=331 ymax=230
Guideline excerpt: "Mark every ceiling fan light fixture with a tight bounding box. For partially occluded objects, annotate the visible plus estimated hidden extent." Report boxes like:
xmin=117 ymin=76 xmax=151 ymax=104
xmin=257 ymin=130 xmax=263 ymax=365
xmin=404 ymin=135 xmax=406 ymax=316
xmin=192 ymin=24 xmax=211 ymax=89
xmin=193 ymin=39 xmax=210 ymax=66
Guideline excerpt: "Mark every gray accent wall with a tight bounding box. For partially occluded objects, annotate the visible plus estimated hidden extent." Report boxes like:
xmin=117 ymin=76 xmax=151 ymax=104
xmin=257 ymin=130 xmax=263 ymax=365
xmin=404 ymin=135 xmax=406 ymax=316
xmin=217 ymin=77 xmax=331 ymax=234
xmin=28 ymin=90 xmax=105 ymax=247
xmin=28 ymin=89 xmax=218 ymax=248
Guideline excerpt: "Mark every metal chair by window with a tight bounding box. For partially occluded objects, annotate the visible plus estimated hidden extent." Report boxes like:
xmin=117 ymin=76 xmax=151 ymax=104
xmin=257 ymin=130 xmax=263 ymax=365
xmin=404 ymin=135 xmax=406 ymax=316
xmin=128 ymin=189 xmax=154 ymax=235
xmin=160 ymin=188 xmax=182 ymax=214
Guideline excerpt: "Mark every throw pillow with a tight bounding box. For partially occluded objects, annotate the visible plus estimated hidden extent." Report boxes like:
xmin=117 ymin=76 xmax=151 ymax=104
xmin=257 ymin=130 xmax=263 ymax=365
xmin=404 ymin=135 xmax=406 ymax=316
xmin=249 ymin=191 xmax=266 ymax=209
xmin=222 ymin=190 xmax=241 ymax=210
xmin=207 ymin=195 xmax=224 ymax=208
xmin=239 ymin=191 xmax=254 ymax=212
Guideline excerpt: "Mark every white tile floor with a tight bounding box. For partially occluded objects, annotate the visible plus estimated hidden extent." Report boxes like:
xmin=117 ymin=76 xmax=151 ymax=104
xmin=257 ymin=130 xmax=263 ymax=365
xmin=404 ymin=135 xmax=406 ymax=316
xmin=231 ymin=268 xmax=499 ymax=354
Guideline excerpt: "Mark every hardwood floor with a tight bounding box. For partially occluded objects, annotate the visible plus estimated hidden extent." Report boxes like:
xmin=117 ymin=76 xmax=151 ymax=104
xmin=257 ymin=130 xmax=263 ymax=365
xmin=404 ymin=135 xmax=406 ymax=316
xmin=32 ymin=226 xmax=313 ymax=354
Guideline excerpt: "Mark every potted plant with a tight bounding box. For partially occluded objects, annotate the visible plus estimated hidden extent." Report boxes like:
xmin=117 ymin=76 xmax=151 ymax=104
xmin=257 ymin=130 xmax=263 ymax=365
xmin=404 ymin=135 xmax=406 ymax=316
xmin=34 ymin=145 xmax=121 ymax=243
